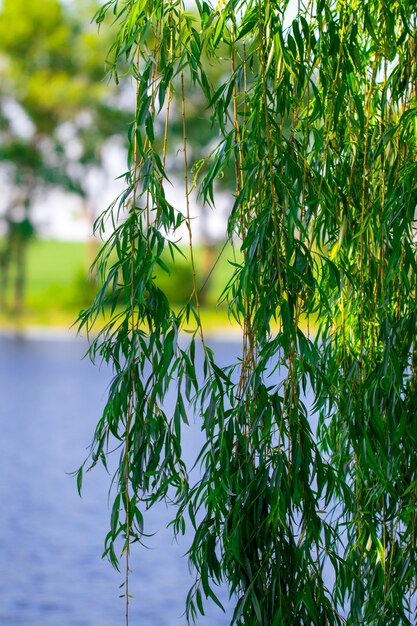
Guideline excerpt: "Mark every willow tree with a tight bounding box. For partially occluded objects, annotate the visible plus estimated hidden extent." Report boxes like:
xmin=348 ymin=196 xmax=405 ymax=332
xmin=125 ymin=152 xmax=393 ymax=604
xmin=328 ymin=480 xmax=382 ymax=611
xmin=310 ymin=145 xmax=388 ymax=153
xmin=78 ymin=1 xmax=417 ymax=624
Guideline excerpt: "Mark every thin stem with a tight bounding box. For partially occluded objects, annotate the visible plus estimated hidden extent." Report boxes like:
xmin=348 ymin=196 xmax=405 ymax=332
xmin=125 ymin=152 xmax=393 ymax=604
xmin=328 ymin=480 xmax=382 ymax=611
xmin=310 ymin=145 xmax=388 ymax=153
xmin=180 ymin=37 xmax=205 ymax=347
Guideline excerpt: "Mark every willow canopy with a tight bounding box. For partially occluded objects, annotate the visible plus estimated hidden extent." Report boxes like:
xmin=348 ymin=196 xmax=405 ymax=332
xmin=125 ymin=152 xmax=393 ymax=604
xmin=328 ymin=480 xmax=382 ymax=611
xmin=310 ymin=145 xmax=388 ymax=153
xmin=77 ymin=0 xmax=417 ymax=624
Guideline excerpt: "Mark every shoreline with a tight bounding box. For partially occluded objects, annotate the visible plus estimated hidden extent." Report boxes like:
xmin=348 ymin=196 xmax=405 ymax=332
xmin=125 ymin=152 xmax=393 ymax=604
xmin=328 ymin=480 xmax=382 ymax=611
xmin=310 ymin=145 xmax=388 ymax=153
xmin=0 ymin=323 xmax=244 ymax=342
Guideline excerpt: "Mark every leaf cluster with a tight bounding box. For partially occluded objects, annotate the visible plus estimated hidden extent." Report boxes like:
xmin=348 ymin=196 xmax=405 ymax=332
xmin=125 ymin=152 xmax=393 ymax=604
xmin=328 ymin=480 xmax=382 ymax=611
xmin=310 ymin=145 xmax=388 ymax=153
xmin=79 ymin=1 xmax=417 ymax=624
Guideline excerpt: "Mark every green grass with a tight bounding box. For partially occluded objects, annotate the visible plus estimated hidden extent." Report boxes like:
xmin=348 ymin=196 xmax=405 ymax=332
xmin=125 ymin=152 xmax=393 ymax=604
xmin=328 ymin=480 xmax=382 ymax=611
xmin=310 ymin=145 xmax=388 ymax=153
xmin=0 ymin=237 xmax=242 ymax=331
xmin=26 ymin=239 xmax=90 ymax=295
xmin=0 ymin=238 xmax=94 ymax=329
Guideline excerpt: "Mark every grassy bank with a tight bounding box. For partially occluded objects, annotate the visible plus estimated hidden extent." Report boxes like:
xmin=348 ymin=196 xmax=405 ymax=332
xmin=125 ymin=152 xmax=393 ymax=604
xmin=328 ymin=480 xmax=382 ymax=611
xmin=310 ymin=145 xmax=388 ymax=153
xmin=0 ymin=238 xmax=241 ymax=332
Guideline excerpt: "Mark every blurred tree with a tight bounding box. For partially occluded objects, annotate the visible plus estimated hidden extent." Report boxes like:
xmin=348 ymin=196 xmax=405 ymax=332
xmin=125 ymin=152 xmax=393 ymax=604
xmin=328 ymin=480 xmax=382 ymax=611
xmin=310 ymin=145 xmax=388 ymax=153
xmin=0 ymin=0 xmax=130 ymax=313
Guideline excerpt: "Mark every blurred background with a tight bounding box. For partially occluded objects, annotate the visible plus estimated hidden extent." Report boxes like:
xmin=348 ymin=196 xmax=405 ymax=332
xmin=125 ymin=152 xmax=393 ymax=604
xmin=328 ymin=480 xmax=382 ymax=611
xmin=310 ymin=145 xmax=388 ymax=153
xmin=0 ymin=0 xmax=237 ymax=331
xmin=0 ymin=1 xmax=238 ymax=624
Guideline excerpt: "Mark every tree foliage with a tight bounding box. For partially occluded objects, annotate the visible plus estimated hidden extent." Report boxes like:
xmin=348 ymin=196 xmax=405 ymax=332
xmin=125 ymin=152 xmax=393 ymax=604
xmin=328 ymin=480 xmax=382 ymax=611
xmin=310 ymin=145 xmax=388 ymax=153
xmin=0 ymin=0 xmax=123 ymax=191
xmin=0 ymin=0 xmax=130 ymax=311
xmin=78 ymin=1 xmax=417 ymax=624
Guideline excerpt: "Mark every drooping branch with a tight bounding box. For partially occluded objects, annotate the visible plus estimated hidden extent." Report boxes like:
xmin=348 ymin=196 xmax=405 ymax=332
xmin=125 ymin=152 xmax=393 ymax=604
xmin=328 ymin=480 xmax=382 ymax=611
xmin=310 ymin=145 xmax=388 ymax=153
xmin=78 ymin=1 xmax=417 ymax=624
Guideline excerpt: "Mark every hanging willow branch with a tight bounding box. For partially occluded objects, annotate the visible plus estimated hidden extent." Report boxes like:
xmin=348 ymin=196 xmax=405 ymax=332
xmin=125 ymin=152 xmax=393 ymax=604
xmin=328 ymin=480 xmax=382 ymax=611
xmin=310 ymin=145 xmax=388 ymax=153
xmin=77 ymin=1 xmax=417 ymax=624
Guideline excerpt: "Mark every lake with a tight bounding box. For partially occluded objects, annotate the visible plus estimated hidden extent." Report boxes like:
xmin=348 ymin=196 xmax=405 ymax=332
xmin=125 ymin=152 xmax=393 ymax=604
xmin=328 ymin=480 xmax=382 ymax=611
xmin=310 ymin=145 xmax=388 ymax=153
xmin=0 ymin=332 xmax=237 ymax=626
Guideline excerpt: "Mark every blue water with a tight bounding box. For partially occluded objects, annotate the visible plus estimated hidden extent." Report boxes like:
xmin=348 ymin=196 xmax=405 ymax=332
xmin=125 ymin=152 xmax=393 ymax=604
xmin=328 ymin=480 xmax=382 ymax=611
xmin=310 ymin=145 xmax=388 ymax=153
xmin=0 ymin=333 xmax=237 ymax=626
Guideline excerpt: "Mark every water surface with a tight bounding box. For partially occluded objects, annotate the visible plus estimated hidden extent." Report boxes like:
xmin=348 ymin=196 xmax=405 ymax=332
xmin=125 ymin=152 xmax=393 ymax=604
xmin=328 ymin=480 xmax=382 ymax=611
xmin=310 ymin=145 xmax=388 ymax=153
xmin=0 ymin=333 xmax=236 ymax=626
